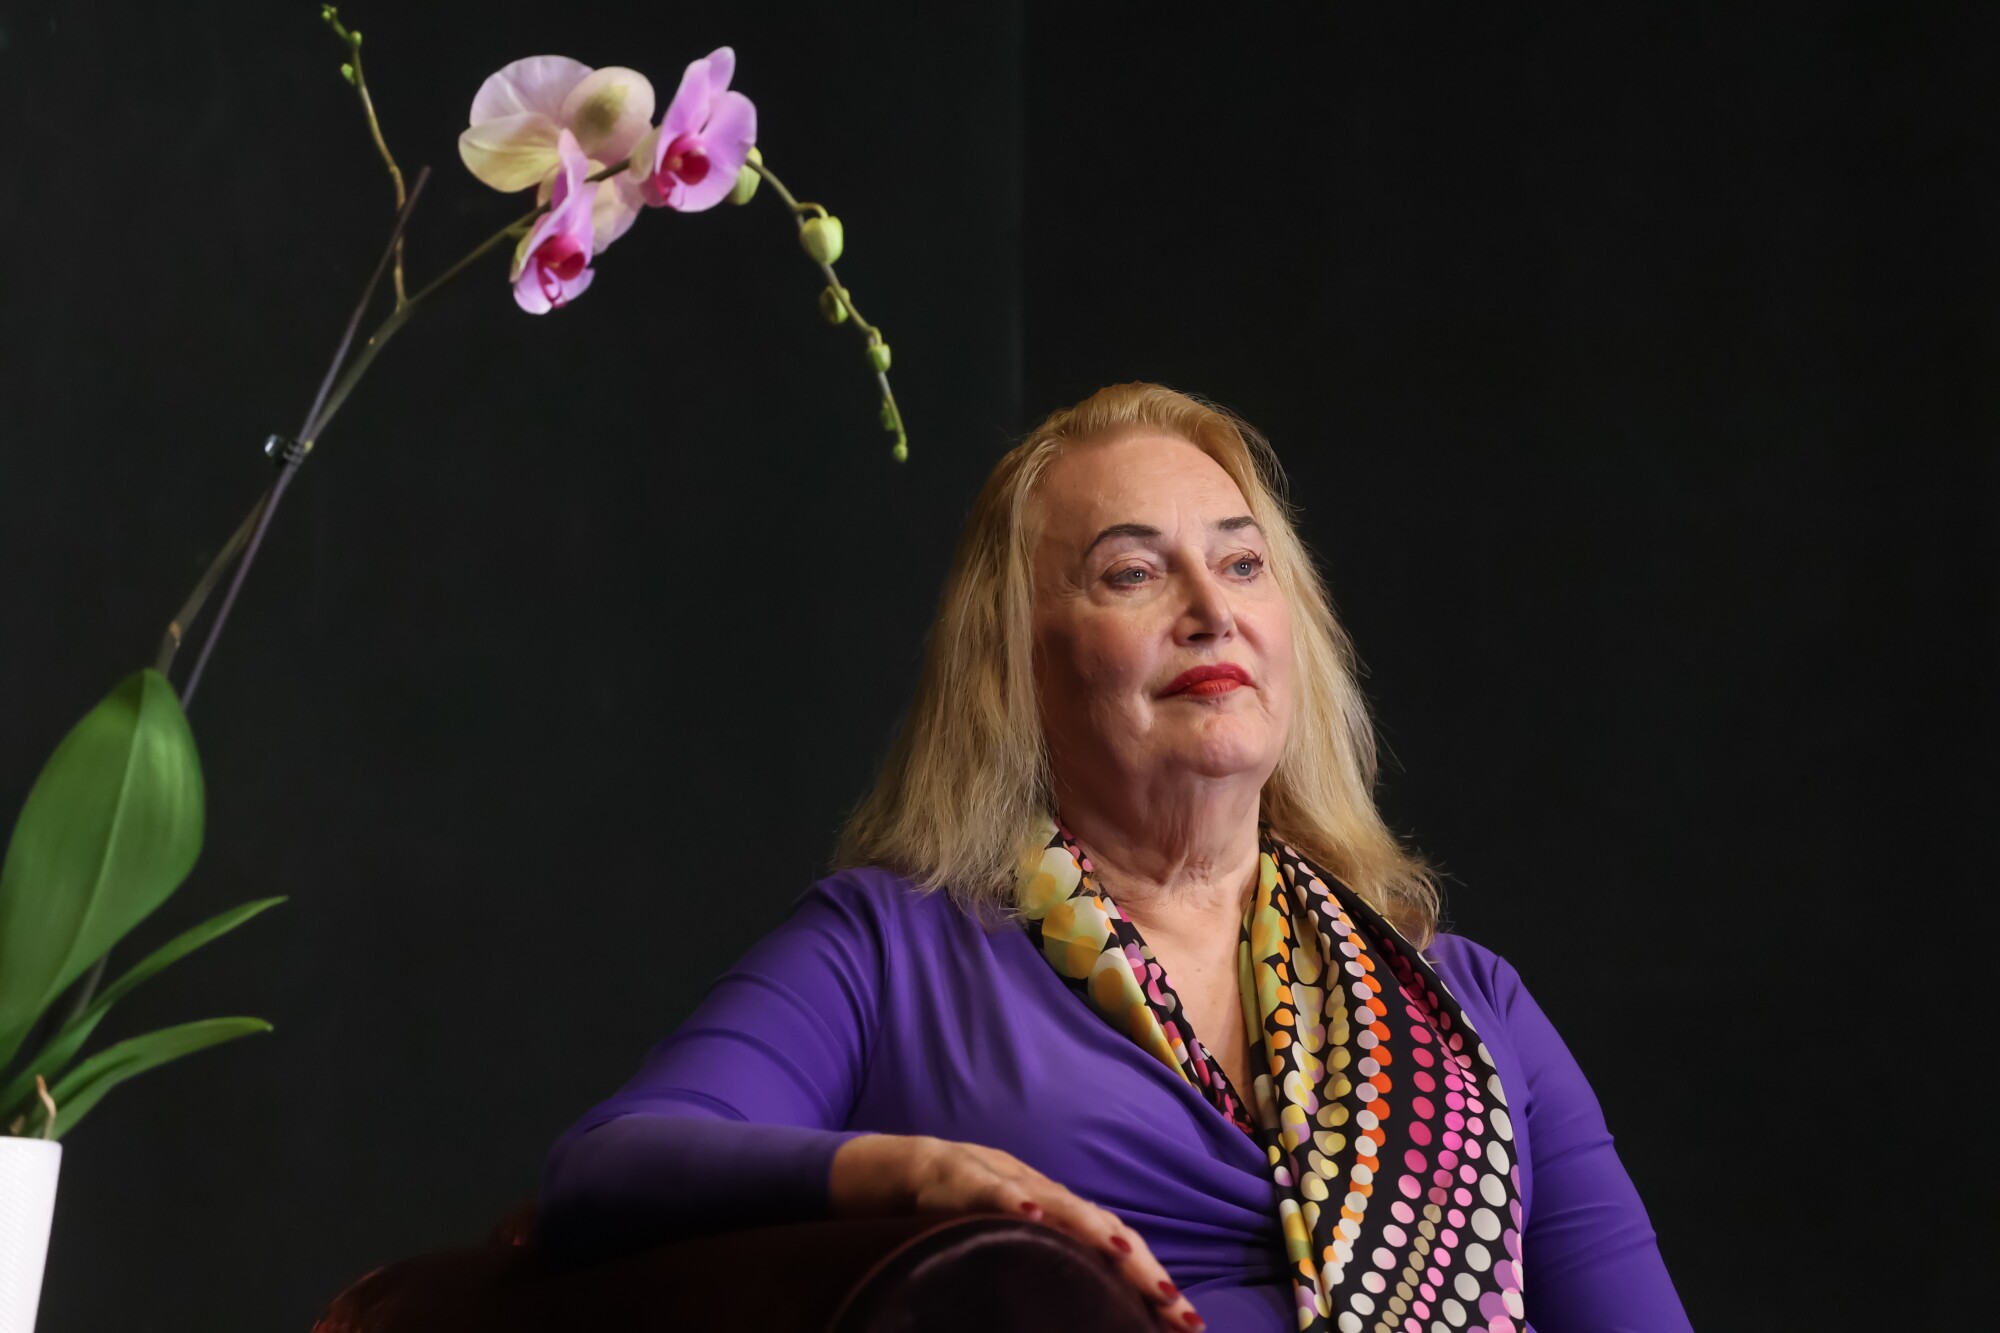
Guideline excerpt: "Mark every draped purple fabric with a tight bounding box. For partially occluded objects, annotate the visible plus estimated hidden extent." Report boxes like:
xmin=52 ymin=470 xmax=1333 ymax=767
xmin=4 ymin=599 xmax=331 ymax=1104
xmin=539 ymin=867 xmax=1691 ymax=1333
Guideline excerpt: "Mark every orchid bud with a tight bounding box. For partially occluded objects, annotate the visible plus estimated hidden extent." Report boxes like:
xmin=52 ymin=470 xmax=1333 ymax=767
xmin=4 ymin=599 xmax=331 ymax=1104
xmin=819 ymin=286 xmax=850 ymax=324
xmin=340 ymin=63 xmax=356 ymax=85
xmin=800 ymin=215 xmax=844 ymax=265
xmin=880 ymin=399 xmax=897 ymax=430
xmin=892 ymin=439 xmax=909 ymax=462
xmin=867 ymin=341 xmax=892 ymax=373
xmin=728 ymin=145 xmax=764 ymax=205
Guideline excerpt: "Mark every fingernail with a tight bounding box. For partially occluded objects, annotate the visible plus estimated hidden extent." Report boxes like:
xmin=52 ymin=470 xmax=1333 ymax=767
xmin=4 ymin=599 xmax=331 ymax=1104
xmin=1182 ymin=1311 xmax=1205 ymax=1330
xmin=1157 ymin=1279 xmax=1179 ymax=1299
xmin=1019 ymin=1201 xmax=1043 ymax=1219
xmin=1110 ymin=1234 xmax=1133 ymax=1254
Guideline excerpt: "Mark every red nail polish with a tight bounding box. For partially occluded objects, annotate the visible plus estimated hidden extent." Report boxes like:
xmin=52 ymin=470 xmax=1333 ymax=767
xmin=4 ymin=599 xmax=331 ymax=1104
xmin=1182 ymin=1312 xmax=1205 ymax=1330
xmin=1019 ymin=1201 xmax=1043 ymax=1218
xmin=1110 ymin=1234 xmax=1132 ymax=1254
xmin=1158 ymin=1279 xmax=1179 ymax=1299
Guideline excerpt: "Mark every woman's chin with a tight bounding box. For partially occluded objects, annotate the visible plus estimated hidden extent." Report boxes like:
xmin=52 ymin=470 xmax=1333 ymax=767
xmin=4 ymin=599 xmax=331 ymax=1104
xmin=1160 ymin=725 xmax=1282 ymax=783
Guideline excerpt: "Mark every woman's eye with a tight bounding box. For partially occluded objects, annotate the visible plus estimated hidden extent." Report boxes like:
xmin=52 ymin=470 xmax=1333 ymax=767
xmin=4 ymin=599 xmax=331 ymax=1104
xmin=1110 ymin=566 xmax=1150 ymax=585
xmin=1231 ymin=554 xmax=1266 ymax=577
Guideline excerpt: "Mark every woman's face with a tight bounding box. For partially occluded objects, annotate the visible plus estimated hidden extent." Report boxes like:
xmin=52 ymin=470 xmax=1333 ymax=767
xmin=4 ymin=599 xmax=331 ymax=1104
xmin=1029 ymin=431 xmax=1295 ymax=804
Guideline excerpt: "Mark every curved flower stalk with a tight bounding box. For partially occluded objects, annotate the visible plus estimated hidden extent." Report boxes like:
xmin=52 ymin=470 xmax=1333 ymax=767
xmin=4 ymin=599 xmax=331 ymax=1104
xmin=0 ymin=5 xmax=913 ymax=1142
xmin=454 ymin=41 xmax=905 ymax=457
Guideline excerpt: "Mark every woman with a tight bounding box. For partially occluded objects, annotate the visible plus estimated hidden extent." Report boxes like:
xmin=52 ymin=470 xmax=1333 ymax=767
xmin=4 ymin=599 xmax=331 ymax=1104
xmin=538 ymin=383 xmax=1692 ymax=1333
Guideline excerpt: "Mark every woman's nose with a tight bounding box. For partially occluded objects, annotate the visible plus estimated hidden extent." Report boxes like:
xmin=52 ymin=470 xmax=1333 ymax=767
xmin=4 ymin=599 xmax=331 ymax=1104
xmin=1176 ymin=568 xmax=1236 ymax=642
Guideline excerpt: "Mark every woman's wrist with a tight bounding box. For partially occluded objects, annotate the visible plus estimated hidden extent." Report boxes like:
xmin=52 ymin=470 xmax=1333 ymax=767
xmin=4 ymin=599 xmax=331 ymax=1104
xmin=829 ymin=1131 xmax=932 ymax=1217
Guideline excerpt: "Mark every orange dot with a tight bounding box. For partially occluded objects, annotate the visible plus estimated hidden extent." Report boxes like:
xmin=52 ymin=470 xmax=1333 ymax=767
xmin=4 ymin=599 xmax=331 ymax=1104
xmin=1366 ymin=995 xmax=1389 ymax=1017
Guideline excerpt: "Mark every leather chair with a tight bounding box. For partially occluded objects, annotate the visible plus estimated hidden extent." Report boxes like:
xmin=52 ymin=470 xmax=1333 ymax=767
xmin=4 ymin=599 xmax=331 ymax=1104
xmin=310 ymin=1198 xmax=1160 ymax=1332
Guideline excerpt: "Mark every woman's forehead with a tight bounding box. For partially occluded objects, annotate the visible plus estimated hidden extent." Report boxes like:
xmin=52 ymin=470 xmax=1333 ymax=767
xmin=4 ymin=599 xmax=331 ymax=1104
xmin=1034 ymin=432 xmax=1249 ymax=537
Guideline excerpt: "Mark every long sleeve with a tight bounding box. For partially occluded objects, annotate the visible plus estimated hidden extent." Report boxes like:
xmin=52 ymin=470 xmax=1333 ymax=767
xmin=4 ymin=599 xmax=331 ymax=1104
xmin=535 ymin=875 xmax=889 ymax=1262
xmin=1490 ymin=955 xmax=1693 ymax=1333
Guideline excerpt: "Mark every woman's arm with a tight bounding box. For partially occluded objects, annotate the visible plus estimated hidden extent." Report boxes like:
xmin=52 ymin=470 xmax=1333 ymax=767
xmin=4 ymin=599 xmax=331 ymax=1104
xmin=534 ymin=874 xmax=889 ymax=1261
xmin=1491 ymin=956 xmax=1694 ymax=1333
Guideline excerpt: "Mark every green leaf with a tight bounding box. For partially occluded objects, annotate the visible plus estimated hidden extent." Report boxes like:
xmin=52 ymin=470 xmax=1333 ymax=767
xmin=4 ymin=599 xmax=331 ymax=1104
xmin=0 ymin=896 xmax=283 ymax=1113
xmin=26 ymin=1017 xmax=272 ymax=1141
xmin=0 ymin=670 xmax=205 ymax=1072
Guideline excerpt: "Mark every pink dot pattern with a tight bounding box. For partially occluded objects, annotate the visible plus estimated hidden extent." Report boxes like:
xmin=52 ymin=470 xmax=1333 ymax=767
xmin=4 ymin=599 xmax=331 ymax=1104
xmin=1020 ymin=821 xmax=1526 ymax=1333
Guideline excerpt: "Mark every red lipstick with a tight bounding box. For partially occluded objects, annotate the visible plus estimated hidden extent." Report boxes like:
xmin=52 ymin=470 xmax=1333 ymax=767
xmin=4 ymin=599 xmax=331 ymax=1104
xmin=1160 ymin=663 xmax=1253 ymax=698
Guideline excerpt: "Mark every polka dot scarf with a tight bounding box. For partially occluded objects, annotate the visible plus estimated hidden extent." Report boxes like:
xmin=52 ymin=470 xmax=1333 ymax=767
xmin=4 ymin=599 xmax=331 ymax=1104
xmin=1016 ymin=814 xmax=1528 ymax=1333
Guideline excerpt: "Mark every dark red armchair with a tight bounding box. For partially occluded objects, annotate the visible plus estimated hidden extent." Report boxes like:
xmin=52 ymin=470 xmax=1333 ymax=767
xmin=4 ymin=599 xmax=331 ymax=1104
xmin=310 ymin=1197 xmax=1161 ymax=1332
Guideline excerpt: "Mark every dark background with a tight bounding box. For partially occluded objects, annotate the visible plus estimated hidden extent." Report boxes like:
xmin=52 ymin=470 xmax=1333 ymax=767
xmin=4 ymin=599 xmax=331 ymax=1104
xmin=2 ymin=0 xmax=1993 ymax=1327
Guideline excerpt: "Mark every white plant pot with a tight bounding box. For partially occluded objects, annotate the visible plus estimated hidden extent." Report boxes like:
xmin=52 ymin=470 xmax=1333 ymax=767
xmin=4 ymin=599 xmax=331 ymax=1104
xmin=0 ymin=1136 xmax=60 ymax=1333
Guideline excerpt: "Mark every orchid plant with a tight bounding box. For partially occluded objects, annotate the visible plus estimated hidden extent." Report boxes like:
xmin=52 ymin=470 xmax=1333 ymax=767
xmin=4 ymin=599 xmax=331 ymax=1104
xmin=0 ymin=7 xmax=905 ymax=1143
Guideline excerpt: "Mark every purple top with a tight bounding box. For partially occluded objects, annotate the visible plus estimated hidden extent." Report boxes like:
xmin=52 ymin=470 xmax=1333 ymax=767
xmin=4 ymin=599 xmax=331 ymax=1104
xmin=539 ymin=866 xmax=1691 ymax=1333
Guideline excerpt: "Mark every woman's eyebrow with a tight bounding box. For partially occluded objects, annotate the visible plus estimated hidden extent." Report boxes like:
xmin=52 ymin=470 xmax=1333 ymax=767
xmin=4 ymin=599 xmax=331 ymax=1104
xmin=1082 ymin=515 xmax=1261 ymax=557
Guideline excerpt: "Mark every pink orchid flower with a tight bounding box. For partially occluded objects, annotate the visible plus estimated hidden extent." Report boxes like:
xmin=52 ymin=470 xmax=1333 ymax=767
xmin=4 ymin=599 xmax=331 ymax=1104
xmin=459 ymin=56 xmax=654 ymax=252
xmin=509 ymin=131 xmax=596 ymax=314
xmin=626 ymin=46 xmax=757 ymax=212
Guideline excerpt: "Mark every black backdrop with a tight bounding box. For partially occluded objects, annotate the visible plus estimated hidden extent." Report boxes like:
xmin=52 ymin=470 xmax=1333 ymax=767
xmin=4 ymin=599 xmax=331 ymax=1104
xmin=2 ymin=1 xmax=1993 ymax=1328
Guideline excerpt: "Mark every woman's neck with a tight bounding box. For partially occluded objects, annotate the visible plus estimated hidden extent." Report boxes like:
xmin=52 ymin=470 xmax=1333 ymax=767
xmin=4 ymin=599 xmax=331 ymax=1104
xmin=1053 ymin=779 xmax=1263 ymax=927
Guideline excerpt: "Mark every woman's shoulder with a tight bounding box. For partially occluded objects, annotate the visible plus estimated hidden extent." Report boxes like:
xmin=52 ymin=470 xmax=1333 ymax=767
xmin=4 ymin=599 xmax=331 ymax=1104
xmin=1421 ymin=928 xmax=1518 ymax=1000
xmin=1420 ymin=929 xmax=1540 ymax=1046
xmin=782 ymin=862 xmax=978 ymax=945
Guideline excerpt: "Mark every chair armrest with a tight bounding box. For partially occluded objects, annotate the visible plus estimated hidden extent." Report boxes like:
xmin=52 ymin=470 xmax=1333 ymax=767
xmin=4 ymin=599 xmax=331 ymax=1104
xmin=312 ymin=1208 xmax=1157 ymax=1332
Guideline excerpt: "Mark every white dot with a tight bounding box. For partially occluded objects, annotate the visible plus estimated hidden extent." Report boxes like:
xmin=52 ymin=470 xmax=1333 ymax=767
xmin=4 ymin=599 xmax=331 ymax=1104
xmin=1372 ymin=1246 xmax=1398 ymax=1270
xmin=1490 ymin=1108 xmax=1513 ymax=1142
xmin=1486 ymin=1074 xmax=1508 ymax=1105
xmin=1344 ymin=1192 xmax=1368 ymax=1213
xmin=1362 ymin=1271 xmax=1386 ymax=1293
xmin=1354 ymin=1164 xmax=1375 ymax=1185
xmin=1472 ymin=1208 xmax=1501 ymax=1240
xmin=1359 ymin=1057 xmax=1382 ymax=1076
xmin=1466 ymin=1242 xmax=1492 ymax=1271
xmin=1504 ymin=1290 xmax=1525 ymax=1319
xmin=1357 ymin=1110 xmax=1380 ymax=1130
xmin=1338 ymin=1314 xmax=1363 ymax=1333
xmin=1480 ymin=1174 xmax=1507 ymax=1206
xmin=1486 ymin=1140 xmax=1511 ymax=1174
xmin=1454 ymin=1273 xmax=1480 ymax=1301
xmin=1349 ymin=1293 xmax=1377 ymax=1315
xmin=1442 ymin=1296 xmax=1468 ymax=1326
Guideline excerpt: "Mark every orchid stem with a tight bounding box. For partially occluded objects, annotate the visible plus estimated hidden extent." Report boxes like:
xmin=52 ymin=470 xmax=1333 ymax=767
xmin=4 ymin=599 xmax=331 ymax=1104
xmin=83 ymin=151 xmax=440 ymax=1029
xmin=310 ymin=158 xmax=633 ymax=442
xmin=325 ymin=6 xmax=409 ymax=307
xmin=750 ymin=158 xmax=907 ymax=460
xmin=171 ymin=166 xmax=430 ymax=717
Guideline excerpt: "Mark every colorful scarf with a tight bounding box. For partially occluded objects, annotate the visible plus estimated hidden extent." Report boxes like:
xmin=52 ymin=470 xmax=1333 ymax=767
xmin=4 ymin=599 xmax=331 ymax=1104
xmin=1016 ymin=814 xmax=1527 ymax=1333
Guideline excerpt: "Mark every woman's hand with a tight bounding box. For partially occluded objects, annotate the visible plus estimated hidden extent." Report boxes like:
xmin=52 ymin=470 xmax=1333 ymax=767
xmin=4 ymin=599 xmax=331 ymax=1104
xmin=830 ymin=1133 xmax=1206 ymax=1331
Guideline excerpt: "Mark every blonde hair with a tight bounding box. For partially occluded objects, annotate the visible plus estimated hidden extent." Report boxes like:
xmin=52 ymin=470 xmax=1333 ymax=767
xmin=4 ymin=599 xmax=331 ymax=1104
xmin=832 ymin=381 xmax=1442 ymax=945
